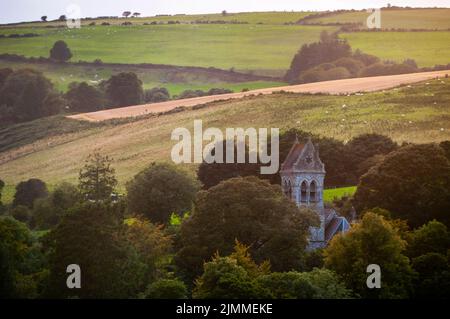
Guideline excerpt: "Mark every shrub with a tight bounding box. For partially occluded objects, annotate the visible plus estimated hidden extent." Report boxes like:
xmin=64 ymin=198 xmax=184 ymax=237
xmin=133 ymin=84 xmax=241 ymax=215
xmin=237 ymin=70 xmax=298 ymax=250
xmin=142 ymin=279 xmax=187 ymax=299
xmin=177 ymin=89 xmax=205 ymax=99
xmin=207 ymin=88 xmax=233 ymax=95
xmin=49 ymin=40 xmax=72 ymax=62
xmin=334 ymin=57 xmax=365 ymax=76
xmin=144 ymin=87 xmax=170 ymax=103
xmin=299 ymin=66 xmax=351 ymax=83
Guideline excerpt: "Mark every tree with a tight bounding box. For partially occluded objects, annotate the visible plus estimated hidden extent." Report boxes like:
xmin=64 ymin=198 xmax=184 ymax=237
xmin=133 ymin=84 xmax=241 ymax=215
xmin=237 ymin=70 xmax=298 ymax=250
xmin=132 ymin=12 xmax=141 ymax=18
xmin=10 ymin=205 xmax=31 ymax=224
xmin=257 ymin=269 xmax=352 ymax=299
xmin=78 ymin=152 xmax=118 ymax=201
xmin=13 ymin=178 xmax=48 ymax=209
xmin=193 ymin=241 xmax=350 ymax=299
xmin=126 ymin=163 xmax=198 ymax=224
xmin=41 ymin=16 xmax=47 ymax=22
xmin=193 ymin=243 xmax=271 ymax=299
xmin=353 ymin=49 xmax=380 ymax=66
xmin=222 ymin=10 xmax=227 ymax=16
xmin=405 ymin=220 xmax=450 ymax=298
xmin=58 ymin=15 xmax=67 ymax=21
xmin=32 ymin=182 xmax=81 ymax=229
xmin=104 ymin=72 xmax=143 ymax=107
xmin=353 ymin=144 xmax=450 ymax=227
xmin=50 ymin=40 xmax=72 ymax=62
xmin=197 ymin=129 xmax=354 ymax=189
xmin=193 ymin=256 xmax=269 ymax=299
xmin=0 ymin=69 xmax=60 ymax=123
xmin=407 ymin=220 xmax=450 ymax=259
xmin=143 ymin=87 xmax=170 ymax=103
xmin=346 ymin=133 xmax=398 ymax=179
xmin=333 ymin=57 xmax=365 ymax=76
xmin=285 ymin=31 xmax=352 ymax=83
xmin=324 ymin=212 xmax=414 ymax=298
xmin=122 ymin=11 xmax=131 ymax=18
xmin=142 ymin=279 xmax=188 ymax=299
xmin=124 ymin=216 xmax=172 ymax=287
xmin=45 ymin=202 xmax=145 ymax=298
xmin=175 ymin=176 xmax=318 ymax=281
xmin=65 ymin=82 xmax=104 ymax=112
xmin=0 ymin=216 xmax=46 ymax=298
xmin=197 ymin=141 xmax=260 ymax=189
xmin=410 ymin=252 xmax=450 ymax=298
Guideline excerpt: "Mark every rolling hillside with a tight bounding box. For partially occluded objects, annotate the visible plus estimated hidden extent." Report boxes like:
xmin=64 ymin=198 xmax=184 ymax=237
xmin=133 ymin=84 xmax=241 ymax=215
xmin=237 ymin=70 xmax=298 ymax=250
xmin=341 ymin=31 xmax=450 ymax=67
xmin=0 ymin=24 xmax=337 ymax=76
xmin=1 ymin=77 xmax=449 ymax=200
xmin=67 ymin=70 xmax=450 ymax=121
xmin=301 ymin=8 xmax=450 ymax=30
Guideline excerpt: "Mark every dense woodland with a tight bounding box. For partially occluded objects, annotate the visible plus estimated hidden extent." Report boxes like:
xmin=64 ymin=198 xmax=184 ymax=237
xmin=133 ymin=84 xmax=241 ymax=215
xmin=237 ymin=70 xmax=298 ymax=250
xmin=1 ymin=132 xmax=449 ymax=299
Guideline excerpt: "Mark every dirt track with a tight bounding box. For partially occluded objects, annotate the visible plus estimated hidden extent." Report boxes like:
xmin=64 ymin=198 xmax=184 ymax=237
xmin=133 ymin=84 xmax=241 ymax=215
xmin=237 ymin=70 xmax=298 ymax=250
xmin=68 ymin=70 xmax=450 ymax=122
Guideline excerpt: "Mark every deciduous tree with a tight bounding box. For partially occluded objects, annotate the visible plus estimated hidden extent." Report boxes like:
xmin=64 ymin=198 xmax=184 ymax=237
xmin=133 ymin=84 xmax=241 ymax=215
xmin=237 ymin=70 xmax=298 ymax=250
xmin=324 ymin=212 xmax=414 ymax=298
xmin=176 ymin=176 xmax=318 ymax=281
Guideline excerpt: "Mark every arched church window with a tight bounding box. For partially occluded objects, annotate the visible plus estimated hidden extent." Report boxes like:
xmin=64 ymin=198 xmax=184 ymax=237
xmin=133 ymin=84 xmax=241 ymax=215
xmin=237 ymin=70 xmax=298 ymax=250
xmin=283 ymin=180 xmax=289 ymax=197
xmin=310 ymin=181 xmax=317 ymax=202
xmin=301 ymin=181 xmax=308 ymax=202
xmin=288 ymin=181 xmax=292 ymax=199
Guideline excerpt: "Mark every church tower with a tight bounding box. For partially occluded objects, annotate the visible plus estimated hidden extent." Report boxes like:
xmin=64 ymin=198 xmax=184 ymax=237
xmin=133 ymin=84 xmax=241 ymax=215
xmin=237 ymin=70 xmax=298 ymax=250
xmin=280 ymin=137 xmax=326 ymax=246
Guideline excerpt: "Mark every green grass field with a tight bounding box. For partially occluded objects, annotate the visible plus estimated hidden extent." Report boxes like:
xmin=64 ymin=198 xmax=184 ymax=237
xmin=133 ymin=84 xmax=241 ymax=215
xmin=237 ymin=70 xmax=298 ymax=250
xmin=323 ymin=186 xmax=357 ymax=203
xmin=5 ymin=12 xmax=312 ymax=27
xmin=0 ymin=60 xmax=284 ymax=95
xmin=341 ymin=31 xmax=450 ymax=67
xmin=0 ymin=24 xmax=336 ymax=75
xmin=1 ymin=79 xmax=449 ymax=198
xmin=303 ymin=8 xmax=450 ymax=30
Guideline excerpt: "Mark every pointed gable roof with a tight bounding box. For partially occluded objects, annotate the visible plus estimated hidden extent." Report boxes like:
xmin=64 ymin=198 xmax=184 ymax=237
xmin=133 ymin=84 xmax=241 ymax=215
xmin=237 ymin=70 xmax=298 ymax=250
xmin=280 ymin=137 xmax=325 ymax=173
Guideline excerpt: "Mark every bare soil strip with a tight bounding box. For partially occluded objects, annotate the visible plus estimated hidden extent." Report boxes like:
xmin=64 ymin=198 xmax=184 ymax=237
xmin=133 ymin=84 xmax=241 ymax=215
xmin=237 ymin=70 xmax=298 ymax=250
xmin=68 ymin=70 xmax=450 ymax=122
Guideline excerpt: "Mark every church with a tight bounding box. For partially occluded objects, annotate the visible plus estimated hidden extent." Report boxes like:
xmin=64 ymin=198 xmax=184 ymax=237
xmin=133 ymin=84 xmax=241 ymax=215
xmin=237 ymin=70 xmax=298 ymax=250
xmin=280 ymin=137 xmax=350 ymax=250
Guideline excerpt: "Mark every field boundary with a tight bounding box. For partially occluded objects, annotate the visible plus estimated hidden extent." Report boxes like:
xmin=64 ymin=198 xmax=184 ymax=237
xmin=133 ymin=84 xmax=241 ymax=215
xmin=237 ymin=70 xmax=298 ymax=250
xmin=0 ymin=54 xmax=280 ymax=82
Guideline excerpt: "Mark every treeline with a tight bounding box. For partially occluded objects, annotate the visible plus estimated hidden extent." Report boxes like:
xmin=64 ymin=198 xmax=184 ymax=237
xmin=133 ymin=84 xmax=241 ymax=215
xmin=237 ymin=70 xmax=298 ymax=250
xmin=285 ymin=31 xmax=449 ymax=84
xmin=0 ymin=67 xmax=235 ymax=125
xmin=0 ymin=33 xmax=39 ymax=39
xmin=1 ymin=133 xmax=449 ymax=299
xmin=198 ymin=130 xmax=399 ymax=189
xmin=297 ymin=7 xmax=449 ymax=26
